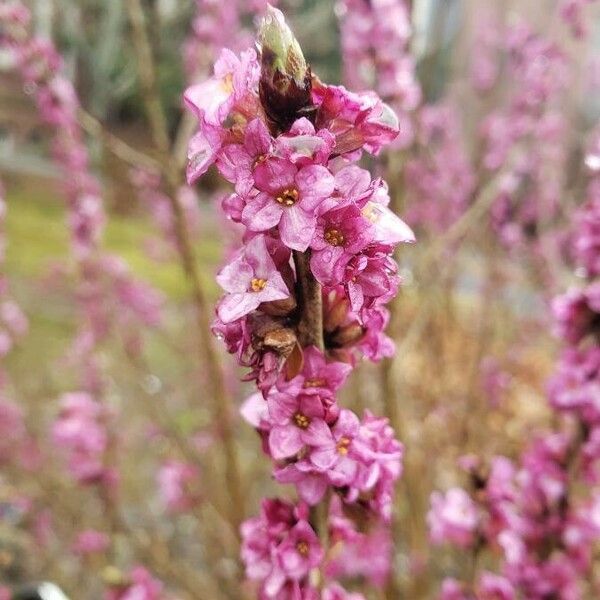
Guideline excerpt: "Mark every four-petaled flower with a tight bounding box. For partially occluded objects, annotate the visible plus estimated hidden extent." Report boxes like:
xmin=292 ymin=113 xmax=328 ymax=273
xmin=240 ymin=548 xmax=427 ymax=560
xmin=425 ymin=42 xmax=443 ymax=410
xmin=242 ymin=158 xmax=335 ymax=251
xmin=216 ymin=234 xmax=290 ymax=323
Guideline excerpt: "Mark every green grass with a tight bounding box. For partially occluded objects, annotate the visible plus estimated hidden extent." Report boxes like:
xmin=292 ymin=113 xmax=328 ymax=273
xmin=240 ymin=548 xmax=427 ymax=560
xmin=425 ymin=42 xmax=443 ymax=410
xmin=5 ymin=182 xmax=222 ymax=300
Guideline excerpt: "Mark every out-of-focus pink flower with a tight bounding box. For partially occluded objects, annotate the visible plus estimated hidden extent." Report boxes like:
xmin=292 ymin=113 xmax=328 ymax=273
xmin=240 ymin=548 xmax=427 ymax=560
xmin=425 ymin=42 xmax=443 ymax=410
xmin=428 ymin=488 xmax=479 ymax=548
xmin=552 ymin=283 xmax=600 ymax=345
xmin=105 ymin=566 xmax=163 ymax=600
xmin=72 ymin=529 xmax=110 ymax=556
xmin=157 ymin=460 xmax=201 ymax=514
xmin=52 ymin=392 xmax=108 ymax=485
xmin=216 ymin=234 xmax=291 ymax=323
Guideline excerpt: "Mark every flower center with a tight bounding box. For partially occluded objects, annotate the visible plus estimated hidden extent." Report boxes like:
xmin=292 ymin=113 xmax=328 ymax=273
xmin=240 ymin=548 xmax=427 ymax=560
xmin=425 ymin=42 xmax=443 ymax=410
xmin=250 ymin=277 xmax=267 ymax=292
xmin=275 ymin=188 xmax=299 ymax=207
xmin=336 ymin=436 xmax=351 ymax=455
xmin=253 ymin=154 xmax=268 ymax=168
xmin=296 ymin=541 xmax=309 ymax=556
xmin=324 ymin=228 xmax=345 ymax=246
xmin=304 ymin=378 xmax=326 ymax=388
xmin=293 ymin=412 xmax=310 ymax=429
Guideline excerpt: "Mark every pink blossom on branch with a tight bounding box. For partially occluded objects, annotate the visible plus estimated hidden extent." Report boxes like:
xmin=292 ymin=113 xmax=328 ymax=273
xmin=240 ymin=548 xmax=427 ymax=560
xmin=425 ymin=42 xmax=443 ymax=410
xmin=185 ymin=5 xmax=413 ymax=596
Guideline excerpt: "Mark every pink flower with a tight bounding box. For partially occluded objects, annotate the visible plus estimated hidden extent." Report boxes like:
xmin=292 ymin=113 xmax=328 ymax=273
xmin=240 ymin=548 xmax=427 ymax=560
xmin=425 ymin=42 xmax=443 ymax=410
xmin=277 ymin=520 xmax=323 ymax=580
xmin=274 ymin=462 xmax=330 ymax=505
xmin=241 ymin=498 xmax=322 ymax=598
xmin=287 ymin=345 xmax=352 ymax=399
xmin=310 ymin=204 xmax=374 ymax=286
xmin=52 ymin=392 xmax=108 ymax=485
xmin=427 ymin=488 xmax=479 ymax=548
xmin=105 ymin=566 xmax=163 ymax=600
xmin=275 ymin=118 xmax=334 ymax=166
xmin=343 ymin=244 xmax=399 ymax=311
xmin=309 ymin=409 xmax=360 ymax=484
xmin=439 ymin=578 xmax=469 ymax=600
xmin=184 ymin=48 xmax=260 ymax=182
xmin=267 ymin=380 xmax=333 ymax=460
xmin=326 ymin=497 xmax=392 ymax=588
xmin=313 ymin=84 xmax=399 ymax=155
xmin=551 ymin=283 xmax=600 ymax=345
xmin=72 ymin=529 xmax=110 ymax=556
xmin=216 ymin=234 xmax=291 ymax=323
xmin=548 ymin=347 xmax=600 ymax=421
xmin=345 ymin=410 xmax=404 ymax=520
xmin=157 ymin=460 xmax=200 ymax=514
xmin=242 ymin=158 xmax=334 ymax=251
xmin=322 ymin=584 xmax=365 ymax=600
xmin=218 ymin=118 xmax=274 ymax=195
xmin=476 ymin=572 xmax=515 ymax=600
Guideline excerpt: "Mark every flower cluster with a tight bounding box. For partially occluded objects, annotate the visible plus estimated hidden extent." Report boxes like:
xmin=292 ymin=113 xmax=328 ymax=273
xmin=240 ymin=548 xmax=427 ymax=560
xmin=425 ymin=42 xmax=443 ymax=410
xmin=0 ymin=1 xmax=162 ymax=392
xmin=404 ymin=105 xmax=476 ymax=233
xmin=157 ymin=460 xmax=201 ymax=514
xmin=105 ymin=566 xmax=164 ymax=600
xmin=427 ymin=149 xmax=600 ymax=599
xmin=186 ymin=6 xmax=413 ymax=597
xmin=479 ymin=19 xmax=570 ymax=253
xmin=337 ymin=0 xmax=421 ymax=149
xmin=52 ymin=392 xmax=114 ymax=487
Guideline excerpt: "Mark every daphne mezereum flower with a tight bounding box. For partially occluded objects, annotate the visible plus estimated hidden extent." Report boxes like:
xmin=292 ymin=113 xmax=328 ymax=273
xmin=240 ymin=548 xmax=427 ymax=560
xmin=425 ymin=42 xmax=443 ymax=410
xmin=242 ymin=158 xmax=335 ymax=251
xmin=218 ymin=118 xmax=275 ymax=196
xmin=573 ymin=193 xmax=600 ymax=278
xmin=294 ymin=346 xmax=352 ymax=397
xmin=184 ymin=48 xmax=261 ymax=183
xmin=308 ymin=409 xmax=360 ymax=478
xmin=157 ymin=460 xmax=201 ymax=514
xmin=427 ymin=488 xmax=480 ymax=548
xmin=105 ymin=566 xmax=163 ymax=600
xmin=71 ymin=529 xmax=110 ymax=556
xmin=267 ymin=381 xmax=332 ymax=460
xmin=216 ymin=234 xmax=291 ymax=323
xmin=241 ymin=498 xmax=322 ymax=598
xmin=52 ymin=392 xmax=109 ymax=486
xmin=551 ymin=282 xmax=600 ymax=345
xmin=322 ymin=583 xmax=366 ymax=600
xmin=310 ymin=204 xmax=375 ymax=286
xmin=185 ymin=5 xmax=413 ymax=593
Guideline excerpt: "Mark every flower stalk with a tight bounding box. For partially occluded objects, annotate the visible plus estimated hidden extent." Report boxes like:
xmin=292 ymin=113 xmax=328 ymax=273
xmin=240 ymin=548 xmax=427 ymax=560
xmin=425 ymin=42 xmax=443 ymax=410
xmin=185 ymin=4 xmax=414 ymax=597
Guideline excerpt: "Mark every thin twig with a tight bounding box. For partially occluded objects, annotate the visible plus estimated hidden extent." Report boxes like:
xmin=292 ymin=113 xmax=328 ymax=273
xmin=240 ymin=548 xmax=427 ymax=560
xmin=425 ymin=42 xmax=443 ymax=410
xmin=124 ymin=0 xmax=245 ymax=539
xmin=78 ymin=107 xmax=160 ymax=170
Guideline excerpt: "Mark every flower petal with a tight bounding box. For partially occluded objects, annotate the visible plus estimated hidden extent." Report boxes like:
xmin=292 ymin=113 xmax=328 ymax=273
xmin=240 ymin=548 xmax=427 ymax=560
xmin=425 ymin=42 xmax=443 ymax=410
xmin=269 ymin=425 xmax=304 ymax=459
xmin=280 ymin=208 xmax=316 ymax=251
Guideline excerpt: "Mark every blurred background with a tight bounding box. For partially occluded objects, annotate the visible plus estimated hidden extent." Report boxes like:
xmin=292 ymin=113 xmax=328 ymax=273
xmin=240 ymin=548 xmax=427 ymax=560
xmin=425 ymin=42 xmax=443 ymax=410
xmin=0 ymin=0 xmax=599 ymax=598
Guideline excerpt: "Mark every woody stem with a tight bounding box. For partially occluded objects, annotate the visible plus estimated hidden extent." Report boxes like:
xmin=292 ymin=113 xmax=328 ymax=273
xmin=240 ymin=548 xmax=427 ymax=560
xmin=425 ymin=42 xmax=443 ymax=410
xmin=293 ymin=250 xmax=325 ymax=351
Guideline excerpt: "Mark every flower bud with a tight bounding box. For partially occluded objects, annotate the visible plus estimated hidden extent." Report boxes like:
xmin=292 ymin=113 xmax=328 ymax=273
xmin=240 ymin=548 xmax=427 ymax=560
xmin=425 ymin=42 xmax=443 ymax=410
xmin=260 ymin=295 xmax=297 ymax=317
xmin=331 ymin=322 xmax=365 ymax=347
xmin=258 ymin=5 xmax=313 ymax=134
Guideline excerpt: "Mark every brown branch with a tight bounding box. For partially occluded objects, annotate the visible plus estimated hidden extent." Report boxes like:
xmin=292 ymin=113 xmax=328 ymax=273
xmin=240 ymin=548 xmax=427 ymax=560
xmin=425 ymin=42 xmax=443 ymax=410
xmin=78 ymin=107 xmax=160 ymax=170
xmin=293 ymin=250 xmax=324 ymax=351
xmin=124 ymin=0 xmax=244 ymax=539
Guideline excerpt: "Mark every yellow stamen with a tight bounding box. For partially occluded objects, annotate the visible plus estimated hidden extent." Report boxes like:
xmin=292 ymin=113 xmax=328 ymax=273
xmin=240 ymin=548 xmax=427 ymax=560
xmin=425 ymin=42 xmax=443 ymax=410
xmin=250 ymin=277 xmax=267 ymax=292
xmin=336 ymin=436 xmax=351 ymax=455
xmin=296 ymin=541 xmax=309 ymax=556
xmin=293 ymin=412 xmax=310 ymax=429
xmin=275 ymin=188 xmax=299 ymax=206
xmin=324 ymin=228 xmax=345 ymax=246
